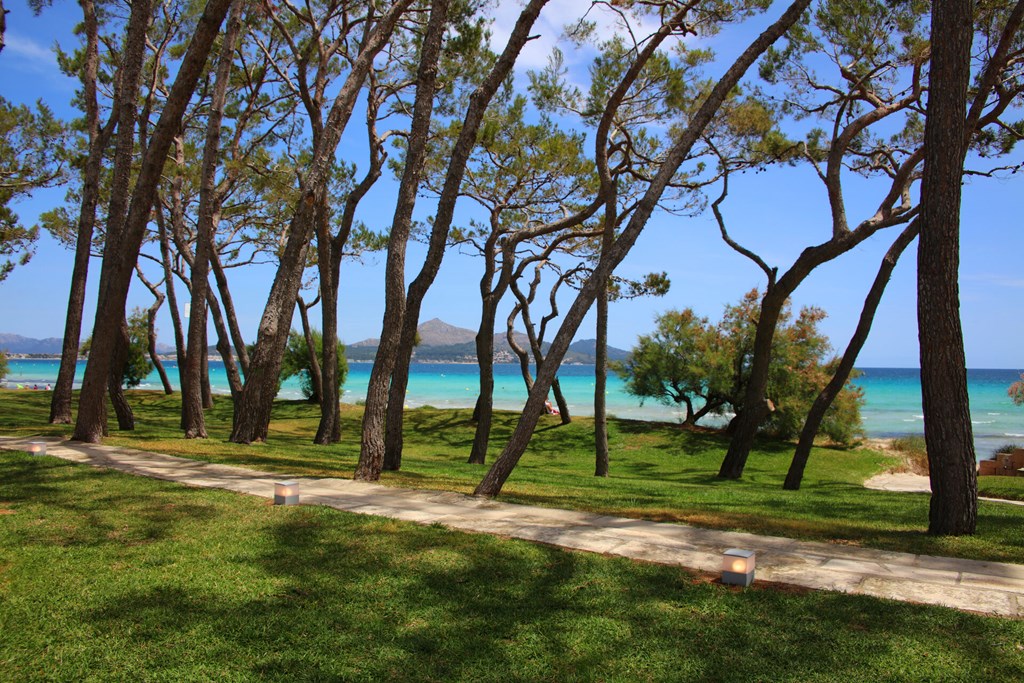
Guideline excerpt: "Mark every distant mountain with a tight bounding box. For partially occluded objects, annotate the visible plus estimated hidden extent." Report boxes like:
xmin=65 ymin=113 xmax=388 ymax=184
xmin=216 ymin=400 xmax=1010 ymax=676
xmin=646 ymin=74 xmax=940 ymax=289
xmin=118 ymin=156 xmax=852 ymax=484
xmin=0 ymin=333 xmax=175 ymax=357
xmin=347 ymin=320 xmax=628 ymax=364
xmin=0 ymin=333 xmax=64 ymax=355
xmin=417 ymin=318 xmax=477 ymax=346
xmin=568 ymin=339 xmax=630 ymax=362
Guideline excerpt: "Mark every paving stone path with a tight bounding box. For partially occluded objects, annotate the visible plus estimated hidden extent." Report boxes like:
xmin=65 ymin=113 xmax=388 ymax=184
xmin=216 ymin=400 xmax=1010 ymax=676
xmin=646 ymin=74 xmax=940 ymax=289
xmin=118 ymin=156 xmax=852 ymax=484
xmin=3 ymin=435 xmax=1022 ymax=618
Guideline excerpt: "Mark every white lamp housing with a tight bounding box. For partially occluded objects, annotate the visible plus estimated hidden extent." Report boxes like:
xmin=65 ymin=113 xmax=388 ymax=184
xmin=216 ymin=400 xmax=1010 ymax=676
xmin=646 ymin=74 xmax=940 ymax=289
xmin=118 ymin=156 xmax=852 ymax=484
xmin=26 ymin=441 xmax=47 ymax=456
xmin=274 ymin=481 xmax=300 ymax=505
xmin=722 ymin=548 xmax=756 ymax=586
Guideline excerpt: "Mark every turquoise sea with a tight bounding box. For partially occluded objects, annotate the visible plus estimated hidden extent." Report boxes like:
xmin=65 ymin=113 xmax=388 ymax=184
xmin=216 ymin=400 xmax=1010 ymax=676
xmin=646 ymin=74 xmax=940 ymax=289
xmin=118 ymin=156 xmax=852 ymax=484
xmin=4 ymin=359 xmax=1022 ymax=457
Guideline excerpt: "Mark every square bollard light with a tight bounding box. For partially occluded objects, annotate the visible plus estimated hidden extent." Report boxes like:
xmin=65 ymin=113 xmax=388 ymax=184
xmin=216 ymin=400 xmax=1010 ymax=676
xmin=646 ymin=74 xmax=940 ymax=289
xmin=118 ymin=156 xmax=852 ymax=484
xmin=26 ymin=442 xmax=47 ymax=456
xmin=722 ymin=548 xmax=756 ymax=587
xmin=274 ymin=481 xmax=300 ymax=505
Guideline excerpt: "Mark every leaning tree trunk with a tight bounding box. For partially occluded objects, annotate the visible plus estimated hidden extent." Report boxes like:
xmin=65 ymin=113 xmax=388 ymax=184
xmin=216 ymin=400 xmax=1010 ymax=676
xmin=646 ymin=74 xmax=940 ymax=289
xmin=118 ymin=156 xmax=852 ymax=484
xmin=918 ymin=0 xmax=976 ymax=536
xmin=182 ymin=0 xmax=243 ymax=438
xmin=108 ymin=319 xmax=134 ymax=431
xmin=298 ymin=294 xmax=324 ymax=407
xmin=72 ymin=0 xmax=231 ymax=443
xmin=209 ymin=251 xmax=249 ymax=375
xmin=231 ymin=0 xmax=412 ymax=445
xmin=62 ymin=0 xmax=151 ymax=431
xmin=206 ymin=287 xmax=243 ymax=400
xmin=50 ymin=0 xmax=110 ymax=424
xmin=468 ymin=303 xmax=498 ymax=465
xmin=717 ymin=289 xmax=787 ymax=479
xmin=785 ymin=222 xmax=918 ymax=490
xmin=363 ymin=0 xmax=548 ymax=480
xmin=594 ymin=287 xmax=610 ymax=476
xmin=356 ymin=0 xmax=452 ymax=479
xmin=474 ymin=0 xmax=813 ymax=497
xmin=146 ymin=296 xmax=173 ymax=394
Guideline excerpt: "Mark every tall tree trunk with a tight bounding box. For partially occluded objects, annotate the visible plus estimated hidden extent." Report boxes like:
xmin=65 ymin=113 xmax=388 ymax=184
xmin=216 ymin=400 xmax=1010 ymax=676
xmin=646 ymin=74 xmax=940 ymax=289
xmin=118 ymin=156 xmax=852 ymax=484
xmin=206 ymin=287 xmax=243 ymax=400
xmin=209 ymin=250 xmax=249 ymax=375
xmin=298 ymin=294 xmax=324 ymax=406
xmin=468 ymin=302 xmax=497 ymax=464
xmin=231 ymin=0 xmax=413 ymax=444
xmin=182 ymin=0 xmax=243 ymax=438
xmin=362 ymin=0 xmax=547 ymax=480
xmin=918 ymin=0 xmax=976 ymax=536
xmin=87 ymin=0 xmax=154 ymax=436
xmin=382 ymin=347 xmax=412 ymax=470
xmin=717 ymin=290 xmax=786 ymax=478
xmin=594 ymin=288 xmax=610 ymax=476
xmin=551 ymin=378 xmax=570 ymax=423
xmin=312 ymin=206 xmax=339 ymax=439
xmin=50 ymin=0 xmax=110 ymax=424
xmin=146 ymin=295 xmax=173 ymax=394
xmin=356 ymin=0 xmax=453 ymax=479
xmin=72 ymin=0 xmax=234 ymax=443
xmin=474 ymin=0 xmax=813 ymax=497
xmin=108 ymin=318 xmax=134 ymax=431
xmin=785 ymin=222 xmax=918 ymax=490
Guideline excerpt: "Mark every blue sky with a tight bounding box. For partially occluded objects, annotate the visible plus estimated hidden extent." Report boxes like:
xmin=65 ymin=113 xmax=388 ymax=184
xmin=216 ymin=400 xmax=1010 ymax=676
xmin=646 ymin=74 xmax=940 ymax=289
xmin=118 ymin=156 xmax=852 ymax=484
xmin=1 ymin=0 xmax=1022 ymax=369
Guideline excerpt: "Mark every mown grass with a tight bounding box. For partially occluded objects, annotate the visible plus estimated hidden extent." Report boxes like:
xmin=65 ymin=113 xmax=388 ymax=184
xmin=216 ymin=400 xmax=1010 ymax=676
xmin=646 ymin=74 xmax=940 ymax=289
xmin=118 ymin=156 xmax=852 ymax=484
xmin=2 ymin=389 xmax=1024 ymax=563
xmin=1 ymin=454 xmax=1022 ymax=682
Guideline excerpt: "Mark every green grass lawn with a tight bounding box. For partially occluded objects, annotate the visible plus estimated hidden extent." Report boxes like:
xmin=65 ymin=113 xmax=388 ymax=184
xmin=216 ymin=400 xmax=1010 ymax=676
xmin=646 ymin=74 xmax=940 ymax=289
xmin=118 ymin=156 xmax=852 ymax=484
xmin=2 ymin=389 xmax=1024 ymax=564
xmin=1 ymin=454 xmax=1022 ymax=682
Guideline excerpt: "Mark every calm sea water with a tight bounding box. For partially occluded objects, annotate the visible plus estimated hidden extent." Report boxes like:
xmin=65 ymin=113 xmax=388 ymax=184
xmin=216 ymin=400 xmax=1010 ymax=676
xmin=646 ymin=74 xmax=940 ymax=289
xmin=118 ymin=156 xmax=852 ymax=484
xmin=5 ymin=359 xmax=1022 ymax=457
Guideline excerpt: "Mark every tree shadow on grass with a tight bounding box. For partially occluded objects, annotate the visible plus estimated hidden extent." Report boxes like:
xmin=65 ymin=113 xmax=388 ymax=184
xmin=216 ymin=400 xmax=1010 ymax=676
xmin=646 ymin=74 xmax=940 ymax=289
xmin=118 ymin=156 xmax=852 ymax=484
xmin=69 ymin=504 xmax=1024 ymax=681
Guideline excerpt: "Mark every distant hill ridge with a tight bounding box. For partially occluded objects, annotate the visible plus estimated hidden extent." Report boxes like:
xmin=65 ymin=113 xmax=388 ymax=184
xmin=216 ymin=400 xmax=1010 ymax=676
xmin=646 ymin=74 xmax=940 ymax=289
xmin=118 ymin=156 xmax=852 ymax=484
xmin=347 ymin=318 xmax=628 ymax=364
xmin=1 ymin=319 xmax=629 ymax=364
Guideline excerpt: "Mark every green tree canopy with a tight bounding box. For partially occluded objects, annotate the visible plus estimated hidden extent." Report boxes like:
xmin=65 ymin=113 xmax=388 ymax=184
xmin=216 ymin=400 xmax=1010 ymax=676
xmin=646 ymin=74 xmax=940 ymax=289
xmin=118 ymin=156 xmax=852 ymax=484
xmin=81 ymin=308 xmax=153 ymax=389
xmin=1010 ymin=374 xmax=1024 ymax=406
xmin=0 ymin=97 xmax=66 ymax=282
xmin=280 ymin=329 xmax=348 ymax=403
xmin=617 ymin=290 xmax=863 ymax=443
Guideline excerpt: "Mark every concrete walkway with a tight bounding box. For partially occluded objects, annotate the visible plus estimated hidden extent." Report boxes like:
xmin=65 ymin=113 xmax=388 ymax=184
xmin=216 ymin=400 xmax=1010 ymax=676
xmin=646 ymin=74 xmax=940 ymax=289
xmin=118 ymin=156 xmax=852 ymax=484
xmin=3 ymin=435 xmax=1023 ymax=618
xmin=865 ymin=472 xmax=1024 ymax=506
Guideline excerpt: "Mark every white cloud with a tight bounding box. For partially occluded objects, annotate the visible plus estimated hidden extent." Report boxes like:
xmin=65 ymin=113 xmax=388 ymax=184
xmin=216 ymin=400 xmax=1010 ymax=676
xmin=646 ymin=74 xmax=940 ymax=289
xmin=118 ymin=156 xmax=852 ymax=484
xmin=4 ymin=33 xmax=59 ymax=68
xmin=966 ymin=274 xmax=1024 ymax=289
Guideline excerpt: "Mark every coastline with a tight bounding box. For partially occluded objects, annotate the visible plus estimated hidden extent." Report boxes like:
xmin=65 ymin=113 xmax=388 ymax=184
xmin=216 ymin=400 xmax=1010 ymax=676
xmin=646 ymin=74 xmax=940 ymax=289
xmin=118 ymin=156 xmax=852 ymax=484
xmin=4 ymin=359 xmax=1022 ymax=458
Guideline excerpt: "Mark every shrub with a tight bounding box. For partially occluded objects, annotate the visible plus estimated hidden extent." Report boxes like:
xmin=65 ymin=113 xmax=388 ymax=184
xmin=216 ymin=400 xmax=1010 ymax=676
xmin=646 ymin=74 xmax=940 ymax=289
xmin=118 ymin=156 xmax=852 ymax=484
xmin=891 ymin=435 xmax=929 ymax=475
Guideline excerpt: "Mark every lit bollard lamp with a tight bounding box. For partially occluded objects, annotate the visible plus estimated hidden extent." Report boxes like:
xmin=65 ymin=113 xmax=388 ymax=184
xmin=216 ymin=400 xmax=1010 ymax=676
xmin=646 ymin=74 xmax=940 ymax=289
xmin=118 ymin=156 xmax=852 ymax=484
xmin=26 ymin=442 xmax=47 ymax=456
xmin=722 ymin=548 xmax=756 ymax=587
xmin=274 ymin=481 xmax=300 ymax=505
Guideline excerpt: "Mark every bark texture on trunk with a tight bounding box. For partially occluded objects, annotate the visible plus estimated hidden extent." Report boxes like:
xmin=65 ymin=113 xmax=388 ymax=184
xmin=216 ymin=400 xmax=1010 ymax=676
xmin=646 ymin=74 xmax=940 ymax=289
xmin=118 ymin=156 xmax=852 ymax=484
xmin=717 ymin=290 xmax=785 ymax=479
xmin=298 ymin=295 xmax=324 ymax=406
xmin=231 ymin=0 xmax=413 ymax=445
xmin=594 ymin=289 xmax=610 ymax=477
xmin=784 ymin=223 xmax=918 ymax=490
xmin=73 ymin=0 xmax=233 ymax=443
xmin=50 ymin=0 xmax=110 ymax=424
xmin=363 ymin=0 xmax=549 ymax=480
xmin=356 ymin=0 xmax=454 ymax=479
xmin=918 ymin=0 xmax=976 ymax=536
xmin=474 ymin=0 xmax=813 ymax=497
xmin=146 ymin=295 xmax=173 ymax=394
xmin=182 ymin=0 xmax=243 ymax=439
xmin=67 ymin=0 xmax=152 ymax=439
xmin=468 ymin=309 xmax=497 ymax=464
xmin=108 ymin=319 xmax=134 ymax=431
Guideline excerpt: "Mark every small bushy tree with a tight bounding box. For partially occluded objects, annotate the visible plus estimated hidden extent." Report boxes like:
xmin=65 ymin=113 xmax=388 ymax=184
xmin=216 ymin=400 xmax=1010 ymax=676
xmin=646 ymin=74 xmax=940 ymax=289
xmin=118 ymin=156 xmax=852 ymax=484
xmin=0 ymin=350 xmax=8 ymax=383
xmin=614 ymin=310 xmax=723 ymax=425
xmin=81 ymin=308 xmax=152 ymax=389
xmin=618 ymin=290 xmax=863 ymax=443
xmin=1010 ymin=374 xmax=1024 ymax=406
xmin=280 ymin=329 xmax=347 ymax=403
